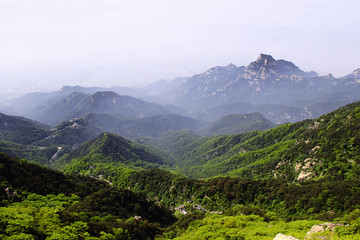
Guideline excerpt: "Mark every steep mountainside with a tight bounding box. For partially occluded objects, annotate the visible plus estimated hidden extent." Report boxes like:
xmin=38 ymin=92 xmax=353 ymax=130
xmin=0 ymin=113 xmax=65 ymax=164
xmin=56 ymin=132 xmax=167 ymax=179
xmin=0 ymin=113 xmax=92 ymax=164
xmin=27 ymin=91 xmax=170 ymax=126
xmin=37 ymin=117 xmax=102 ymax=147
xmin=0 ymin=140 xmax=65 ymax=165
xmin=0 ymin=111 xmax=203 ymax=165
xmin=64 ymin=132 xmax=165 ymax=165
xmin=197 ymin=112 xmax=275 ymax=136
xmin=0 ymin=113 xmax=50 ymax=144
xmin=151 ymin=102 xmax=360 ymax=180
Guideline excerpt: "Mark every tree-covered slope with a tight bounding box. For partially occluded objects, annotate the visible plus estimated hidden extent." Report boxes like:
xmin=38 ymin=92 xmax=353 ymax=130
xmin=151 ymin=102 xmax=360 ymax=180
xmin=37 ymin=112 xmax=204 ymax=147
xmin=64 ymin=132 xmax=165 ymax=165
xmin=197 ymin=112 xmax=275 ymax=136
xmin=0 ymin=139 xmax=68 ymax=165
xmin=0 ymin=153 xmax=175 ymax=239
xmin=122 ymin=168 xmax=360 ymax=221
xmin=0 ymin=111 xmax=203 ymax=167
xmin=37 ymin=117 xmax=103 ymax=147
xmin=0 ymin=113 xmax=50 ymax=144
xmin=0 ymin=152 xmax=108 ymax=197
xmin=83 ymin=112 xmax=204 ymax=139
xmin=55 ymin=132 xmax=169 ymax=184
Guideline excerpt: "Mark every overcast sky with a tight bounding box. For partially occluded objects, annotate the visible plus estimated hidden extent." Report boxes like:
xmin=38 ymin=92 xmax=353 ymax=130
xmin=1 ymin=0 xmax=360 ymax=97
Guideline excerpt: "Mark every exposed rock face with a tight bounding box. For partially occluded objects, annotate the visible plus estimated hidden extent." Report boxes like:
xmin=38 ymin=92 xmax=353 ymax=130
xmin=256 ymin=53 xmax=276 ymax=63
xmin=296 ymin=158 xmax=317 ymax=181
xmin=297 ymin=171 xmax=314 ymax=181
xmin=163 ymin=53 xmax=360 ymax=124
xmin=171 ymin=53 xmax=338 ymax=113
xmin=273 ymin=233 xmax=299 ymax=240
xmin=344 ymin=68 xmax=360 ymax=79
xmin=245 ymin=53 xmax=306 ymax=81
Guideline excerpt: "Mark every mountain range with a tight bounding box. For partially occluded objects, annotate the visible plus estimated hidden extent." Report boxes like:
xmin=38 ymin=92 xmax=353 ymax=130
xmin=25 ymin=91 xmax=173 ymax=126
xmin=55 ymin=100 xmax=360 ymax=182
xmin=1 ymin=54 xmax=360 ymax=239
xmin=154 ymin=54 xmax=360 ymax=123
xmin=1 ymin=53 xmax=359 ymax=126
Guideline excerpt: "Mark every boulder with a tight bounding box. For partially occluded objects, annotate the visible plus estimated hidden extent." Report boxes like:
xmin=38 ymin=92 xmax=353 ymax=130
xmin=305 ymin=223 xmax=342 ymax=238
xmin=273 ymin=233 xmax=299 ymax=240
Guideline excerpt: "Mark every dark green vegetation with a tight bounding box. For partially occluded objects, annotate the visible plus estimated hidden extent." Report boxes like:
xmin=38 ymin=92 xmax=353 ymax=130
xmin=0 ymin=113 xmax=49 ymax=144
xmin=55 ymin=132 xmax=169 ymax=187
xmin=0 ymin=111 xmax=204 ymax=165
xmin=0 ymin=113 xmax=73 ymax=165
xmin=0 ymin=153 xmax=175 ymax=239
xmin=123 ymin=168 xmax=360 ymax=220
xmin=145 ymin=101 xmax=360 ymax=180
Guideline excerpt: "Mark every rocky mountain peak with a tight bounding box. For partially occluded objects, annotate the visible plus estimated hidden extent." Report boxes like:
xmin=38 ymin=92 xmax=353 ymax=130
xmin=351 ymin=68 xmax=360 ymax=77
xmin=244 ymin=54 xmax=306 ymax=79
xmin=324 ymin=73 xmax=335 ymax=79
xmin=256 ymin=53 xmax=276 ymax=65
xmin=225 ymin=63 xmax=238 ymax=70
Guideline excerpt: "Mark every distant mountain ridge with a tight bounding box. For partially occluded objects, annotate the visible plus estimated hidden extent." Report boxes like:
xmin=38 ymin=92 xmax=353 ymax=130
xmin=1 ymin=53 xmax=360 ymax=125
xmin=0 ymin=111 xmax=206 ymax=165
xmin=0 ymin=85 xmax=147 ymax=116
xmin=153 ymin=54 xmax=360 ymax=123
xmin=169 ymin=54 xmax=321 ymax=109
xmin=27 ymin=91 xmax=171 ymax=126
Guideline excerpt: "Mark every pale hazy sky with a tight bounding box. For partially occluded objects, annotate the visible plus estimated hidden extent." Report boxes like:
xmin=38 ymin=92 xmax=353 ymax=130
xmin=1 ymin=0 xmax=359 ymax=97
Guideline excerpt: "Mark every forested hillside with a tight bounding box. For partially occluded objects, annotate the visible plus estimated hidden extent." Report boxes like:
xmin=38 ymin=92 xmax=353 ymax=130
xmin=2 ymin=101 xmax=360 ymax=239
xmin=197 ymin=112 xmax=275 ymax=136
xmin=0 ymin=153 xmax=175 ymax=239
xmin=52 ymin=132 xmax=169 ymax=187
xmin=145 ymin=102 xmax=360 ymax=181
